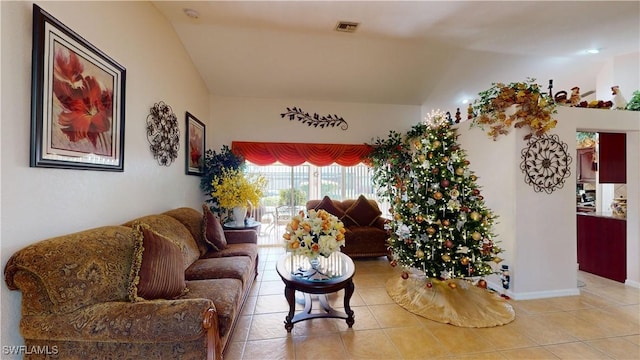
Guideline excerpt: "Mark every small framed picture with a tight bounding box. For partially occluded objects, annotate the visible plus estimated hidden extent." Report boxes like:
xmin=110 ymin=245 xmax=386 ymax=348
xmin=30 ymin=4 xmax=126 ymax=171
xmin=186 ymin=112 xmax=205 ymax=176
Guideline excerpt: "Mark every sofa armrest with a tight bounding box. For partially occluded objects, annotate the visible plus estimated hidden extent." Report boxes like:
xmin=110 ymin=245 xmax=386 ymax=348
xmin=224 ymin=229 xmax=257 ymax=244
xmin=372 ymin=216 xmax=390 ymax=230
xmin=20 ymin=298 xmax=217 ymax=344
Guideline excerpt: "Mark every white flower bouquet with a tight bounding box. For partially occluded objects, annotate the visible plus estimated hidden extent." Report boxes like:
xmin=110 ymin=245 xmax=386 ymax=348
xmin=283 ymin=209 xmax=346 ymax=259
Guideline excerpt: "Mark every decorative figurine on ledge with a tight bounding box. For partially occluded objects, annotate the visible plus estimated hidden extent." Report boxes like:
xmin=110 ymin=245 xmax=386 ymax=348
xmin=612 ymin=86 xmax=628 ymax=110
xmin=569 ymin=87 xmax=581 ymax=106
xmin=555 ymin=86 xmax=584 ymax=107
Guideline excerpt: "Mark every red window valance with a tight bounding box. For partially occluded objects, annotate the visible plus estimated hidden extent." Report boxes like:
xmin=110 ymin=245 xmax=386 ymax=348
xmin=231 ymin=141 xmax=372 ymax=166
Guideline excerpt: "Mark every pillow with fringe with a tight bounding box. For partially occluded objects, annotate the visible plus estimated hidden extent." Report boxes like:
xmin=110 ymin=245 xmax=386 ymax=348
xmin=128 ymin=222 xmax=187 ymax=301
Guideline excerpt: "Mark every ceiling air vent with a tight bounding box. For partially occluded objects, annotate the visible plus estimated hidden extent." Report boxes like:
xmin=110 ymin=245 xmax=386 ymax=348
xmin=335 ymin=21 xmax=359 ymax=33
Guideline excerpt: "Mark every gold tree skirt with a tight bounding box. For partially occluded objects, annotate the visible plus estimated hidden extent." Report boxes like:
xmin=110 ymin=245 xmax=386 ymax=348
xmin=386 ymin=275 xmax=515 ymax=328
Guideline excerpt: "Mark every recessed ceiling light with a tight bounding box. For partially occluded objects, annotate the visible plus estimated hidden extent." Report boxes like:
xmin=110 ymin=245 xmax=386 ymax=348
xmin=586 ymin=49 xmax=600 ymax=54
xmin=183 ymin=8 xmax=199 ymax=19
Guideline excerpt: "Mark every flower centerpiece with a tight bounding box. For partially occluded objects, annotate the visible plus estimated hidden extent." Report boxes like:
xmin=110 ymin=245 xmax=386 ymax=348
xmin=470 ymin=78 xmax=557 ymax=141
xmin=210 ymin=168 xmax=267 ymax=225
xmin=283 ymin=209 xmax=346 ymax=266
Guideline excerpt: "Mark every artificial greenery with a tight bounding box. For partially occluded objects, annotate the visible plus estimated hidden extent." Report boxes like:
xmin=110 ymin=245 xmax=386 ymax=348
xmin=470 ymin=78 xmax=557 ymax=140
xmin=367 ymin=110 xmax=503 ymax=280
xmin=210 ymin=168 xmax=267 ymax=210
xmin=200 ymin=145 xmax=245 ymax=213
xmin=626 ymin=90 xmax=640 ymax=111
xmin=367 ymin=129 xmax=412 ymax=202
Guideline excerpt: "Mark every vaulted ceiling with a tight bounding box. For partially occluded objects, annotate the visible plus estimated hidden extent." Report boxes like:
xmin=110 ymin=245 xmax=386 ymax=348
xmin=153 ymin=1 xmax=639 ymax=111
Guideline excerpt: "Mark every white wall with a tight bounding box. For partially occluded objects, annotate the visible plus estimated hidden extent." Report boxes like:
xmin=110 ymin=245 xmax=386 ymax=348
xmin=626 ymin=131 xmax=640 ymax=287
xmin=1 ymin=1 xmax=210 ymax=352
xmin=457 ymin=107 xmax=640 ymax=299
xmin=596 ymin=52 xmax=639 ymax=103
xmin=513 ymin=111 xmax=579 ymax=298
xmin=209 ymin=96 xmax=422 ymax=149
xmin=457 ymin=120 xmax=578 ymax=299
xmin=454 ymin=122 xmax=519 ymax=293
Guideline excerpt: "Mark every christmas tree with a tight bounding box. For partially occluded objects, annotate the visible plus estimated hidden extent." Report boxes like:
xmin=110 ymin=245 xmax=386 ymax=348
xmin=368 ymin=110 xmax=503 ymax=282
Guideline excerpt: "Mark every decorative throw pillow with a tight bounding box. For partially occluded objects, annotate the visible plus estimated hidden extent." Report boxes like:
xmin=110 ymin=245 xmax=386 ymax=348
xmin=128 ymin=222 xmax=187 ymax=301
xmin=344 ymin=195 xmax=382 ymax=226
xmin=314 ymin=195 xmax=345 ymax=218
xmin=202 ymin=204 xmax=228 ymax=251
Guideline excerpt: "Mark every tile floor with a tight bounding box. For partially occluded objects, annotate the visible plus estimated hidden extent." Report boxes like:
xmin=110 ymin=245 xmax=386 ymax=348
xmin=224 ymin=246 xmax=640 ymax=359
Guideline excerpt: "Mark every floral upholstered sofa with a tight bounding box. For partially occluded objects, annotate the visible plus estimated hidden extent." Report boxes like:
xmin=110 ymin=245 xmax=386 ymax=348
xmin=306 ymin=195 xmax=390 ymax=258
xmin=4 ymin=206 xmax=257 ymax=360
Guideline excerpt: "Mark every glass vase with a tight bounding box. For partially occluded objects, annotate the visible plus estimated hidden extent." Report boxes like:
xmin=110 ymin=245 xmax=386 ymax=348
xmin=309 ymin=257 xmax=320 ymax=270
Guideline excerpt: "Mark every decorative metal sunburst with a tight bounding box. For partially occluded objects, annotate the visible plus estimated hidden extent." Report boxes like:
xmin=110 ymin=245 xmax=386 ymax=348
xmin=281 ymin=107 xmax=348 ymax=130
xmin=146 ymin=101 xmax=179 ymax=166
xmin=520 ymin=133 xmax=572 ymax=194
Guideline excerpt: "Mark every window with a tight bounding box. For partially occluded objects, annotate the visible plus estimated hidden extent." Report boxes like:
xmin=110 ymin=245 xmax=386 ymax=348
xmin=245 ymin=162 xmax=385 ymax=245
xmin=246 ymin=162 xmax=376 ymax=203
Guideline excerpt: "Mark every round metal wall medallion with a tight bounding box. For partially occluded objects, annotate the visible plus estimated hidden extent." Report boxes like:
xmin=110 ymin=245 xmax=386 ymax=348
xmin=520 ymin=133 xmax=572 ymax=194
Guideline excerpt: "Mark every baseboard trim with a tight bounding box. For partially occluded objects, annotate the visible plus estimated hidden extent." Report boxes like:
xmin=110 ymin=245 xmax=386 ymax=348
xmin=625 ymin=279 xmax=640 ymax=288
xmin=486 ymin=280 xmax=580 ymax=300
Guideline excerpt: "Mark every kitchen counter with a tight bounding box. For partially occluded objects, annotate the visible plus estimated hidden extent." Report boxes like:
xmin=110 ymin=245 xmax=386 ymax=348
xmin=577 ymin=213 xmax=626 ymax=282
xmin=577 ymin=211 xmax=626 ymax=220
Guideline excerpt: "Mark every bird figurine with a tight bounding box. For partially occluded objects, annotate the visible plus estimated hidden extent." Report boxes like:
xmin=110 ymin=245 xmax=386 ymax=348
xmin=569 ymin=87 xmax=581 ymax=106
xmin=611 ymin=86 xmax=627 ymax=110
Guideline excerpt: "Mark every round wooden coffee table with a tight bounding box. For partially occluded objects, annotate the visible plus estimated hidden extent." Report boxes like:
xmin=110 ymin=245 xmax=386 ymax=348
xmin=276 ymin=252 xmax=355 ymax=332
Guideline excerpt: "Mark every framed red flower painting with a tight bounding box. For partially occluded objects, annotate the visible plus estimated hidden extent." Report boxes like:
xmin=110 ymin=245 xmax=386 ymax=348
xmin=30 ymin=4 xmax=126 ymax=171
xmin=185 ymin=112 xmax=205 ymax=176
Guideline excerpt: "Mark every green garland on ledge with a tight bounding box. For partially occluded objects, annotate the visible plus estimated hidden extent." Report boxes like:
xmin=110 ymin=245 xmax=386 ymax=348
xmin=626 ymin=91 xmax=640 ymax=111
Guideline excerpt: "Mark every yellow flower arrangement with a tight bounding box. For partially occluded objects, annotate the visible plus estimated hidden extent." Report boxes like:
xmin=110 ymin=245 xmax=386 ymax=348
xmin=471 ymin=78 xmax=557 ymax=140
xmin=283 ymin=209 xmax=346 ymax=259
xmin=210 ymin=168 xmax=267 ymax=210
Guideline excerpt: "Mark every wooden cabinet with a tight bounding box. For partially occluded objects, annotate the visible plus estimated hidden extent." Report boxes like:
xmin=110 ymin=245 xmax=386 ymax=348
xmin=577 ymin=214 xmax=626 ymax=282
xmin=599 ymin=133 xmax=626 ymax=183
xmin=576 ymin=148 xmax=596 ymax=183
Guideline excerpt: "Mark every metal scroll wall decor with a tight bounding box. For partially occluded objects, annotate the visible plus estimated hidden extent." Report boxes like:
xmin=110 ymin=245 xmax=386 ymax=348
xmin=519 ymin=133 xmax=572 ymax=194
xmin=146 ymin=101 xmax=179 ymax=166
xmin=281 ymin=107 xmax=348 ymax=130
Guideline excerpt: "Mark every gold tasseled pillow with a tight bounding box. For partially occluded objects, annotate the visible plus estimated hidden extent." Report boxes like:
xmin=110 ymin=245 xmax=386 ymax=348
xmin=128 ymin=222 xmax=188 ymax=301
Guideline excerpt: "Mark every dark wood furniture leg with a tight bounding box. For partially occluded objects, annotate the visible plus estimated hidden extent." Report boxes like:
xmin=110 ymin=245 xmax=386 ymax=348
xmin=344 ymin=280 xmax=355 ymax=327
xmin=284 ymin=286 xmax=295 ymax=332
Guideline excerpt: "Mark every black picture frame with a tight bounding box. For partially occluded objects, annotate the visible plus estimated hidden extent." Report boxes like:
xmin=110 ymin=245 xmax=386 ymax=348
xmin=185 ymin=112 xmax=205 ymax=176
xmin=30 ymin=4 xmax=126 ymax=171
